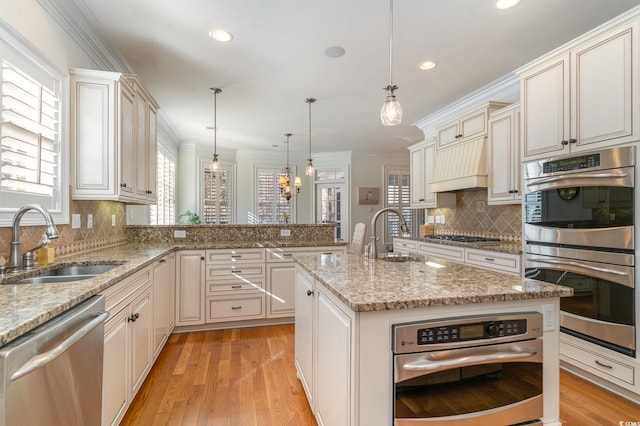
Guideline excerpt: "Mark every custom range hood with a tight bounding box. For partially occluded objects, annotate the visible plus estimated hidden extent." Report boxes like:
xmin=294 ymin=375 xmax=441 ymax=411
xmin=430 ymin=136 xmax=488 ymax=192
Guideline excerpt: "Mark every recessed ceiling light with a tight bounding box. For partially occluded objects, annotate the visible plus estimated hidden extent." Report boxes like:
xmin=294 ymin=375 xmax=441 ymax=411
xmin=209 ymin=29 xmax=233 ymax=42
xmin=419 ymin=61 xmax=437 ymax=70
xmin=495 ymin=0 xmax=522 ymax=10
xmin=324 ymin=46 xmax=346 ymax=58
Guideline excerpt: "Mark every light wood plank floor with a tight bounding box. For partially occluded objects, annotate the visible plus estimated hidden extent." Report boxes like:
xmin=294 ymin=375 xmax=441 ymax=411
xmin=122 ymin=324 xmax=640 ymax=425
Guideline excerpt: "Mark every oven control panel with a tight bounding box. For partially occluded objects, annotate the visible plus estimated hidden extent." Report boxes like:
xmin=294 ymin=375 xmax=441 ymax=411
xmin=417 ymin=319 xmax=527 ymax=345
xmin=542 ymin=152 xmax=600 ymax=173
xmin=393 ymin=312 xmax=543 ymax=354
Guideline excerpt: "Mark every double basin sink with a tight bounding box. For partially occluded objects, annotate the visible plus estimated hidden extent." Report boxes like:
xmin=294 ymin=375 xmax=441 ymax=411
xmin=4 ymin=263 xmax=124 ymax=285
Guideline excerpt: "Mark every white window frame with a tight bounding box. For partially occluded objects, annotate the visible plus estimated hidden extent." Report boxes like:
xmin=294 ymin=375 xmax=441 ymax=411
xmin=149 ymin=138 xmax=176 ymax=225
xmin=253 ymin=164 xmax=296 ymax=224
xmin=0 ymin=23 xmax=69 ymax=227
xmin=198 ymin=158 xmax=236 ymax=224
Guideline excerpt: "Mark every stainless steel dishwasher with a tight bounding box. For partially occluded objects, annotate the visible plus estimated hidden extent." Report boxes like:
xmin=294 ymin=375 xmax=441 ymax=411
xmin=0 ymin=295 xmax=108 ymax=426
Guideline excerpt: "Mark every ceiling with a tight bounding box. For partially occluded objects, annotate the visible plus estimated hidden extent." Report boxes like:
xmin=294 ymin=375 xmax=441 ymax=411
xmin=77 ymin=0 xmax=640 ymax=157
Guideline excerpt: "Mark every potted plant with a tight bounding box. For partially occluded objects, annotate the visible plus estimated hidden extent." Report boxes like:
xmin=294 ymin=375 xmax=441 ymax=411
xmin=178 ymin=210 xmax=201 ymax=224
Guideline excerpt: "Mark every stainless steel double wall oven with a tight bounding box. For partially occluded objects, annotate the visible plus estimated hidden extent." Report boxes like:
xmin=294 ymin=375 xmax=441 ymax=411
xmin=523 ymin=146 xmax=635 ymax=356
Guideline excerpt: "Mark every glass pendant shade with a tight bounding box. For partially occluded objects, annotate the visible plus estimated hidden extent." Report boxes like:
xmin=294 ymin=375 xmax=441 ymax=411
xmin=211 ymin=154 xmax=219 ymax=170
xmin=381 ymin=92 xmax=403 ymax=126
xmin=305 ymin=160 xmax=314 ymax=176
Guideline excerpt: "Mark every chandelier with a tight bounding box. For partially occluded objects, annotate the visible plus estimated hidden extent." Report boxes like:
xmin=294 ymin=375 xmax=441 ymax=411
xmin=380 ymin=0 xmax=402 ymax=126
xmin=278 ymin=133 xmax=301 ymax=201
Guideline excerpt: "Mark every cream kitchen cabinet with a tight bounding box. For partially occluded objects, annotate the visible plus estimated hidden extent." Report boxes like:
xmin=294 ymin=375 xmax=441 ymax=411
xmin=205 ymin=248 xmax=266 ymax=323
xmin=408 ymin=139 xmax=456 ymax=208
xmin=101 ymin=267 xmax=153 ymax=426
xmin=152 ymin=253 xmax=175 ymax=360
xmin=488 ymin=103 xmax=522 ymax=205
xmin=435 ymin=102 xmax=509 ymax=149
xmin=266 ymin=246 xmax=346 ymax=319
xmin=70 ymin=68 xmax=159 ymax=204
xmin=175 ymin=250 xmax=206 ymax=326
xmin=295 ymin=265 xmax=354 ymax=426
xmin=519 ymin=20 xmax=640 ymax=160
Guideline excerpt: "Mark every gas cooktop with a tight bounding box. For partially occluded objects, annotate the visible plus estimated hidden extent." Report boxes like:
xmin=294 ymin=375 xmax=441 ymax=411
xmin=425 ymin=235 xmax=502 ymax=245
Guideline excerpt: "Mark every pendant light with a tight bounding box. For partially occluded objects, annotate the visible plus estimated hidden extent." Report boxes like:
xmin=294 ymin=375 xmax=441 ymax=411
xmin=381 ymin=0 xmax=402 ymax=126
xmin=210 ymin=87 xmax=221 ymax=170
xmin=305 ymin=97 xmax=316 ymax=176
xmin=278 ymin=133 xmax=301 ymax=201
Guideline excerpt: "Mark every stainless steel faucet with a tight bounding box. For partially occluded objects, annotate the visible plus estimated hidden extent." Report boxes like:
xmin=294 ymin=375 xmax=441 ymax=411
xmin=7 ymin=204 xmax=60 ymax=270
xmin=369 ymin=207 xmax=410 ymax=259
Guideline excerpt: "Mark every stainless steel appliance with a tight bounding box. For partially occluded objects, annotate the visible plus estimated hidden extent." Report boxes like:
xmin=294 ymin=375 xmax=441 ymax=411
xmin=523 ymin=146 xmax=635 ymax=356
xmin=0 ymin=295 xmax=108 ymax=426
xmin=392 ymin=312 xmax=543 ymax=426
xmin=425 ymin=235 xmax=501 ymax=245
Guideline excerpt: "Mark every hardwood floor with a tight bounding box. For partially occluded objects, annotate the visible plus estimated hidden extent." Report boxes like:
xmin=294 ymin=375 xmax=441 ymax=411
xmin=123 ymin=324 xmax=640 ymax=425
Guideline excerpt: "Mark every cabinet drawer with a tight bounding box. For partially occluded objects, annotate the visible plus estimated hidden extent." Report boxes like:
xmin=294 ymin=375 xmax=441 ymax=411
xmin=419 ymin=243 xmax=464 ymax=262
xmin=101 ymin=268 xmax=152 ymax=313
xmin=206 ymin=263 xmax=265 ymax=280
xmin=394 ymin=239 xmax=418 ymax=253
xmin=206 ymin=294 xmax=265 ymax=322
xmin=267 ymin=249 xmax=297 ymax=262
xmin=206 ymin=248 xmax=265 ymax=263
xmin=465 ymin=249 xmax=521 ymax=275
xmin=207 ymin=278 xmax=265 ymax=294
xmin=561 ymin=340 xmax=634 ymax=385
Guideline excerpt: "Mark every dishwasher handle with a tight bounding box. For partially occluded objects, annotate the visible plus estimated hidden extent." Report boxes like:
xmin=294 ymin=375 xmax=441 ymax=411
xmin=11 ymin=311 xmax=109 ymax=381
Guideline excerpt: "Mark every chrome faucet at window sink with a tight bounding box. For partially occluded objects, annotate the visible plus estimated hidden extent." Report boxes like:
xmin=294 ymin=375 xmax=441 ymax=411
xmin=6 ymin=204 xmax=60 ymax=271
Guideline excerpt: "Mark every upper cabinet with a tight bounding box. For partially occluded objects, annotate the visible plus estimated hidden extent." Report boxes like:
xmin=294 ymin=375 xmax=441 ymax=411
xmin=436 ymin=102 xmax=509 ymax=150
xmin=70 ymin=68 xmax=159 ymax=204
xmin=408 ymin=138 xmax=456 ymax=209
xmin=488 ymin=103 xmax=521 ymax=205
xmin=519 ymin=20 xmax=640 ymax=160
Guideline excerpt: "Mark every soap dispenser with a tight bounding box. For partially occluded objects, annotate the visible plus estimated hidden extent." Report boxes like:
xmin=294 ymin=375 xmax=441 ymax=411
xmin=38 ymin=234 xmax=55 ymax=266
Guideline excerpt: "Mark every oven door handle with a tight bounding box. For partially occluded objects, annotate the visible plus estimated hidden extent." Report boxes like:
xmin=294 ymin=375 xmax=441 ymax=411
xmin=527 ymin=257 xmax=628 ymax=277
xmin=526 ymin=172 xmax=629 ymax=187
xmin=401 ymin=345 xmax=538 ymax=372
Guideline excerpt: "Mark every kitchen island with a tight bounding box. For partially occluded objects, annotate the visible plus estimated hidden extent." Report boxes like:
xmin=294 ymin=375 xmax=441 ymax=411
xmin=294 ymin=252 xmax=573 ymax=426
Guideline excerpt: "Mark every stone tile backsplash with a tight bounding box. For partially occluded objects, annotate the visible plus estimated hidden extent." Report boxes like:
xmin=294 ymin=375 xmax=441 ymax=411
xmin=0 ymin=200 xmax=127 ymax=262
xmin=428 ymin=189 xmax=522 ymax=242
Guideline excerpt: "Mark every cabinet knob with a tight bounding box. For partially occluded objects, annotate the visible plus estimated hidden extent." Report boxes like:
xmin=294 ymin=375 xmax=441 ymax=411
xmin=569 ymin=138 xmax=577 ymax=144
xmin=561 ymin=140 xmax=569 ymax=145
xmin=419 ymin=198 xmax=425 ymax=202
xmin=127 ymin=313 xmax=139 ymax=322
xmin=306 ymin=290 xmax=314 ymax=296
xmin=200 ymin=256 xmax=205 ymax=260
xmin=120 ymin=183 xmax=127 ymax=188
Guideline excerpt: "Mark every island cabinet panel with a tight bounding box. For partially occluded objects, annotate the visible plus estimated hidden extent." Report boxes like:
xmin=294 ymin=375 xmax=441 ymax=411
xmin=152 ymin=253 xmax=175 ymax=360
xmin=418 ymin=241 xmax=465 ymax=262
xmin=100 ymin=267 xmax=153 ymax=426
xmin=175 ymin=250 xmax=206 ymax=326
xmin=316 ymin=287 xmax=353 ymax=426
xmin=465 ymin=248 xmax=521 ymax=275
xmin=295 ymin=267 xmax=315 ymax=405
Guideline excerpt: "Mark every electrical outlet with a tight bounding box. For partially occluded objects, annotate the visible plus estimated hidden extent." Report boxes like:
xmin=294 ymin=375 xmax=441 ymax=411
xmin=87 ymin=214 xmax=93 ymax=229
xmin=427 ymin=216 xmax=435 ymax=224
xmin=174 ymin=230 xmax=187 ymax=238
xmin=111 ymin=214 xmax=116 ymax=227
xmin=542 ymin=304 xmax=555 ymax=331
xmin=72 ymin=214 xmax=81 ymax=229
xmin=280 ymin=229 xmax=291 ymax=237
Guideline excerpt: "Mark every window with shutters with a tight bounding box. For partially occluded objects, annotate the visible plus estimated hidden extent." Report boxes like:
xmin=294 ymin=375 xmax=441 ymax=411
xmin=384 ymin=166 xmax=413 ymax=244
xmin=202 ymin=161 xmax=234 ymax=224
xmin=149 ymin=141 xmax=176 ymax=225
xmin=254 ymin=166 xmax=294 ymax=224
xmin=0 ymin=30 xmax=68 ymax=226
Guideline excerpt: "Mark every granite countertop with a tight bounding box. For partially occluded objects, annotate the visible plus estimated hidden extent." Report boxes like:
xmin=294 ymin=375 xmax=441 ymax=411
xmin=294 ymin=253 xmax=572 ymax=313
xmin=0 ymin=240 xmax=347 ymax=347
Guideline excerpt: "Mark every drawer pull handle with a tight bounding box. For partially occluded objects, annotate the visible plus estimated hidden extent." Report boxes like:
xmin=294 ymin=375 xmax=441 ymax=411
xmin=231 ymin=255 xmax=242 ymax=258
xmin=283 ymin=253 xmax=293 ymax=257
xmin=231 ymin=306 xmax=242 ymax=310
xmin=231 ymin=285 xmax=242 ymax=289
xmin=231 ymin=270 xmax=242 ymax=273
xmin=595 ymin=360 xmax=613 ymax=369
xmin=322 ymin=252 xmax=332 ymax=255
xmin=485 ymin=258 xmax=495 ymax=262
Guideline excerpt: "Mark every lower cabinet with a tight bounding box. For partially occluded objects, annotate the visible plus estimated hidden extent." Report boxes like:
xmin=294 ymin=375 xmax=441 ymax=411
xmin=152 ymin=253 xmax=175 ymax=360
xmin=175 ymin=250 xmax=206 ymax=326
xmin=101 ymin=267 xmax=153 ymax=426
xmin=295 ymin=265 xmax=354 ymax=425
